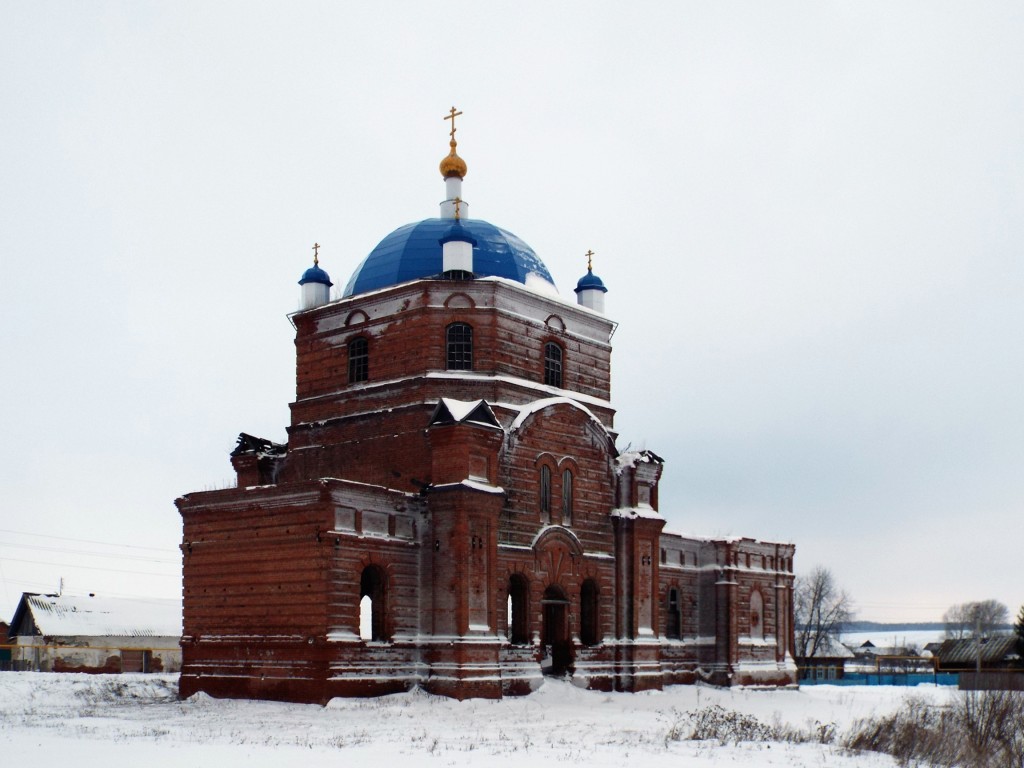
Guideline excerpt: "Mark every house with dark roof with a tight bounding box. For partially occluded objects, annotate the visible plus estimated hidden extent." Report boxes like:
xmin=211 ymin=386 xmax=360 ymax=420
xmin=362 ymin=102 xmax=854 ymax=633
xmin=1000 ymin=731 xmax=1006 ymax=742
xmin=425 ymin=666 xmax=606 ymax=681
xmin=6 ymin=593 xmax=181 ymax=673
xmin=795 ymin=635 xmax=855 ymax=681
xmin=935 ymin=635 xmax=1020 ymax=672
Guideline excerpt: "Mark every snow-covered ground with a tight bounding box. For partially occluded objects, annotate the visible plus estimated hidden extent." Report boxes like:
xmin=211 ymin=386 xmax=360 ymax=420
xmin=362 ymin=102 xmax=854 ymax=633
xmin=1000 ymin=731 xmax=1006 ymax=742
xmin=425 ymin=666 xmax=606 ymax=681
xmin=0 ymin=673 xmax=954 ymax=767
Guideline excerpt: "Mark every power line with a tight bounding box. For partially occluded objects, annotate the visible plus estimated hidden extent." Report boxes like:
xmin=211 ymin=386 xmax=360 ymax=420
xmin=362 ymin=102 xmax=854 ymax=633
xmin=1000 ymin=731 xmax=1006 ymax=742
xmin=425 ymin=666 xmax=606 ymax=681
xmin=0 ymin=528 xmax=177 ymax=554
xmin=0 ymin=556 xmax=179 ymax=578
xmin=0 ymin=540 xmax=178 ymax=565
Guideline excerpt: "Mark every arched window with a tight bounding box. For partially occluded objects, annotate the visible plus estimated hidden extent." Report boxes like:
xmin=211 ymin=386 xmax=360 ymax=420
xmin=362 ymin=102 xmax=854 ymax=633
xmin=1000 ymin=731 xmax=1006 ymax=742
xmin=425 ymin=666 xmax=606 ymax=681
xmin=446 ymin=322 xmax=473 ymax=370
xmin=359 ymin=565 xmax=388 ymax=642
xmin=508 ymin=574 xmax=530 ymax=645
xmin=539 ymin=465 xmax=552 ymax=523
xmin=561 ymin=468 xmax=573 ymax=526
xmin=666 ymin=588 xmax=681 ymax=639
xmin=580 ymin=579 xmax=599 ymax=646
xmin=544 ymin=342 xmax=563 ymax=388
xmin=750 ymin=590 xmax=764 ymax=641
xmin=348 ymin=337 xmax=368 ymax=383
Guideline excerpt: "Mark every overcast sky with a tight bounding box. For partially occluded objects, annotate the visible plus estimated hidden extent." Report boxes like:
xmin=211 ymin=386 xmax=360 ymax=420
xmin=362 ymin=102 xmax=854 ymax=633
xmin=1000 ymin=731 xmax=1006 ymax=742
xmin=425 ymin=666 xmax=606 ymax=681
xmin=2 ymin=2 xmax=1022 ymax=625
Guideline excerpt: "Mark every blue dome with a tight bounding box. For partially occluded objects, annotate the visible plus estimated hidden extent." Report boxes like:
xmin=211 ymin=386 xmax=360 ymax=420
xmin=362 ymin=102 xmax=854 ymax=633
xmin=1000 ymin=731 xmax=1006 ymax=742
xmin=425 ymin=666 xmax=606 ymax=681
xmin=343 ymin=218 xmax=556 ymax=297
xmin=574 ymin=270 xmax=607 ymax=294
xmin=298 ymin=264 xmax=333 ymax=286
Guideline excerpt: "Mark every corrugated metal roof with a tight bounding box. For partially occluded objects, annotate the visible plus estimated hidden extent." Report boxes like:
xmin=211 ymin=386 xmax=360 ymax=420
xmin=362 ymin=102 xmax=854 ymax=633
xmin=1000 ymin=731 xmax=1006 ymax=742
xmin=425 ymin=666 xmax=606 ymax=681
xmin=20 ymin=594 xmax=181 ymax=638
xmin=937 ymin=635 xmax=1018 ymax=665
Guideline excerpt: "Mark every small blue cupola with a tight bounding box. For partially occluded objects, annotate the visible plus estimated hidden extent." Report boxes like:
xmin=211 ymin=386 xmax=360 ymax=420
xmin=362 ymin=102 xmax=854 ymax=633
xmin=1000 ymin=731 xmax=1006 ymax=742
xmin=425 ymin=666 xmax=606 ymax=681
xmin=298 ymin=243 xmax=333 ymax=310
xmin=438 ymin=216 xmax=477 ymax=276
xmin=574 ymin=250 xmax=608 ymax=313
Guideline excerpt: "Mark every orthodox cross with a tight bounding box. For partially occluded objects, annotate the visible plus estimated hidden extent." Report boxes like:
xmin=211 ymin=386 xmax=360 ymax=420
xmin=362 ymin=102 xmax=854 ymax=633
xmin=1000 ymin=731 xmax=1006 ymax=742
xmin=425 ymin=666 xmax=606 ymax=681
xmin=585 ymin=249 xmax=594 ymax=271
xmin=312 ymin=242 xmax=320 ymax=265
xmin=454 ymin=196 xmax=463 ymax=220
xmin=444 ymin=106 xmax=463 ymax=140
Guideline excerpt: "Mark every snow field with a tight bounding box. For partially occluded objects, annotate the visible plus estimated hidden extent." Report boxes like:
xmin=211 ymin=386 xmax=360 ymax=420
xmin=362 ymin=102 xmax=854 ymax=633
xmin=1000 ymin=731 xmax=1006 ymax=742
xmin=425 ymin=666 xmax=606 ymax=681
xmin=0 ymin=673 xmax=953 ymax=767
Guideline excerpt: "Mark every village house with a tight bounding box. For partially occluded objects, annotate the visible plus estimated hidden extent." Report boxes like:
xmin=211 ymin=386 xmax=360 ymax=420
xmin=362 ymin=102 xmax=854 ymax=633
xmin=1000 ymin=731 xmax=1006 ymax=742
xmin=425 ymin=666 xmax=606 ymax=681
xmin=6 ymin=593 xmax=181 ymax=673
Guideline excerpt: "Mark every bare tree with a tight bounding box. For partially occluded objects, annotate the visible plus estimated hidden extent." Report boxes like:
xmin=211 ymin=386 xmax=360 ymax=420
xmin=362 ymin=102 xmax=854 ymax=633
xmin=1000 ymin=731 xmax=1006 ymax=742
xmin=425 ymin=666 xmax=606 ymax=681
xmin=943 ymin=603 xmax=972 ymax=640
xmin=943 ymin=600 xmax=1010 ymax=640
xmin=794 ymin=565 xmax=854 ymax=658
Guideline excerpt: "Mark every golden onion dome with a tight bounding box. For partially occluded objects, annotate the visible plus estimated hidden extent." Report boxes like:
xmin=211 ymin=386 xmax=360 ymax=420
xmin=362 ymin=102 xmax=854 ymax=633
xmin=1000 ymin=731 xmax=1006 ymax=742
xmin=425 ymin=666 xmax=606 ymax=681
xmin=439 ymin=139 xmax=467 ymax=179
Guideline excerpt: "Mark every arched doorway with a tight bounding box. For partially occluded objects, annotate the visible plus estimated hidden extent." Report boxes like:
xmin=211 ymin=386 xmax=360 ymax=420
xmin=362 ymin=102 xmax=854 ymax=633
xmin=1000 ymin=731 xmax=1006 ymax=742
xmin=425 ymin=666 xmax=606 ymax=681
xmin=541 ymin=584 xmax=573 ymax=676
xmin=359 ymin=565 xmax=388 ymax=642
xmin=507 ymin=574 xmax=530 ymax=645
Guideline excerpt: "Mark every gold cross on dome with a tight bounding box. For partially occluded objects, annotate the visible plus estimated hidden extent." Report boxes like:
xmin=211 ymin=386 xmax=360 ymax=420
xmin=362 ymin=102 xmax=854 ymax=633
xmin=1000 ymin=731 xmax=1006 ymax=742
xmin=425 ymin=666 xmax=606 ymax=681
xmin=312 ymin=242 xmax=320 ymax=265
xmin=585 ymin=249 xmax=594 ymax=271
xmin=444 ymin=106 xmax=463 ymax=140
xmin=454 ymin=196 xmax=463 ymax=220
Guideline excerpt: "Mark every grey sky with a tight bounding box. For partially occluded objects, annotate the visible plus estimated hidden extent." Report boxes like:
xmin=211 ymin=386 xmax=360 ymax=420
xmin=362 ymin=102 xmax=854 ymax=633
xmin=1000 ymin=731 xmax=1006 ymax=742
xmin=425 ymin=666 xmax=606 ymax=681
xmin=1 ymin=2 xmax=1021 ymax=623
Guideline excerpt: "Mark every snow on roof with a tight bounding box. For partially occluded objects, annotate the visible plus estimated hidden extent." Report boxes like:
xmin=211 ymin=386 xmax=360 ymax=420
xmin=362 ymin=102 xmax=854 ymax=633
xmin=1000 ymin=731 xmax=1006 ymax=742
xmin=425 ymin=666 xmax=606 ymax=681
xmin=806 ymin=635 xmax=856 ymax=659
xmin=509 ymin=396 xmax=611 ymax=437
xmin=610 ymin=506 xmax=663 ymax=520
xmin=429 ymin=479 xmax=505 ymax=495
xmin=439 ymin=397 xmax=484 ymax=422
xmin=430 ymin=398 xmax=502 ymax=429
xmin=615 ymin=449 xmax=664 ymax=471
xmin=19 ymin=594 xmax=182 ymax=638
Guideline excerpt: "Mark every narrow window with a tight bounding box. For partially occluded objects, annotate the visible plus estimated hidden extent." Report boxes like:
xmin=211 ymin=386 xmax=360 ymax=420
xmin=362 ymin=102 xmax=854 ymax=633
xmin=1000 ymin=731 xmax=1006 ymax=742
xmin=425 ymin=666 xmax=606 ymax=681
xmin=508 ymin=575 xmax=530 ymax=645
xmin=666 ymin=588 xmax=681 ymax=639
xmin=750 ymin=590 xmax=764 ymax=641
xmin=580 ymin=579 xmax=599 ymax=646
xmin=543 ymin=342 xmax=563 ymax=388
xmin=348 ymin=337 xmax=368 ymax=383
xmin=561 ymin=468 xmax=573 ymax=526
xmin=359 ymin=565 xmax=388 ymax=641
xmin=446 ymin=322 xmax=473 ymax=370
xmin=539 ymin=465 xmax=551 ymax=523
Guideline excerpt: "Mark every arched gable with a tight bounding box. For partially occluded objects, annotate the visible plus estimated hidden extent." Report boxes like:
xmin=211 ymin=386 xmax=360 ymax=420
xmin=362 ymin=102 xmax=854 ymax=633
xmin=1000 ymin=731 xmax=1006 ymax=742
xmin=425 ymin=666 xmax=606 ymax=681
xmin=509 ymin=397 xmax=613 ymax=444
xmin=499 ymin=398 xmax=618 ymax=542
xmin=531 ymin=525 xmax=583 ymax=591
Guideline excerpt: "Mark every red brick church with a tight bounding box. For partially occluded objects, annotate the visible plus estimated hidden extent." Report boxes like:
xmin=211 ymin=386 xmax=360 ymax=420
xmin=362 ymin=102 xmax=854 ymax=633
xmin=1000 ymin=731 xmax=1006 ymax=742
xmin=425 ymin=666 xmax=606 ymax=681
xmin=177 ymin=111 xmax=797 ymax=702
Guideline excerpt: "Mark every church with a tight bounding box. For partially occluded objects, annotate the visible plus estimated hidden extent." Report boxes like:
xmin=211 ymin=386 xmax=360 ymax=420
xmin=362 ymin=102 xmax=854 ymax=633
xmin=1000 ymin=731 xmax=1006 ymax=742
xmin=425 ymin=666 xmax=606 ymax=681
xmin=176 ymin=110 xmax=798 ymax=702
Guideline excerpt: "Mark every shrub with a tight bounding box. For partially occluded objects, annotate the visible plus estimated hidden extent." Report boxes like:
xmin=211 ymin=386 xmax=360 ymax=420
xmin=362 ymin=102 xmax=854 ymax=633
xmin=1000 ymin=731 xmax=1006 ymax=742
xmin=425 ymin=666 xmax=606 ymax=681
xmin=844 ymin=690 xmax=1024 ymax=768
xmin=665 ymin=704 xmax=837 ymax=747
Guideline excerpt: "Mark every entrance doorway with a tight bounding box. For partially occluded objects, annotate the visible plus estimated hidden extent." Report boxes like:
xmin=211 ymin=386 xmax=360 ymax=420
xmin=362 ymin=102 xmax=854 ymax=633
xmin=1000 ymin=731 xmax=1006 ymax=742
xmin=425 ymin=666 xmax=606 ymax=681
xmin=541 ymin=585 xmax=573 ymax=676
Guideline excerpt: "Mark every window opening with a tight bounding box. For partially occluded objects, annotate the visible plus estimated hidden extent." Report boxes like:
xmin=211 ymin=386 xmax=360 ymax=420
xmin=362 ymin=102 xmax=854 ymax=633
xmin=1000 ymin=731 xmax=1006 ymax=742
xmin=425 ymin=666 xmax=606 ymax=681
xmin=508 ymin=575 xmax=530 ymax=645
xmin=666 ymin=588 xmax=681 ymax=639
xmin=544 ymin=342 xmax=563 ymax=388
xmin=359 ymin=566 xmax=388 ymax=641
xmin=446 ymin=323 xmax=473 ymax=370
xmin=539 ymin=465 xmax=551 ymax=523
xmin=750 ymin=590 xmax=764 ymax=641
xmin=561 ymin=469 xmax=573 ymax=525
xmin=348 ymin=337 xmax=368 ymax=383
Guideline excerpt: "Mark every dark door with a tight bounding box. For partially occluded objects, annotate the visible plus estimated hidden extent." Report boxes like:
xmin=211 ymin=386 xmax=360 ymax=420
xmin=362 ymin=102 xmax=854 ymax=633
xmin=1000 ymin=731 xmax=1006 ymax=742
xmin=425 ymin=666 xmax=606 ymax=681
xmin=541 ymin=585 xmax=573 ymax=676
